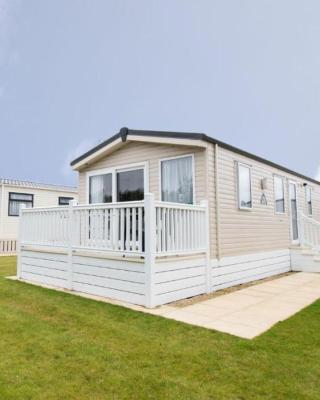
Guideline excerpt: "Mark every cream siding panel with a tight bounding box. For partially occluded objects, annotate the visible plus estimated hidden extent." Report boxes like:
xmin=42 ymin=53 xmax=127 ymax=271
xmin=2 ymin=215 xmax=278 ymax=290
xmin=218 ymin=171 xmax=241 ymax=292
xmin=0 ymin=186 xmax=78 ymax=240
xmin=206 ymin=143 xmax=217 ymax=258
xmin=77 ymin=138 xmax=320 ymax=260
xmin=78 ymin=140 xmax=208 ymax=205
xmin=217 ymin=147 xmax=320 ymax=257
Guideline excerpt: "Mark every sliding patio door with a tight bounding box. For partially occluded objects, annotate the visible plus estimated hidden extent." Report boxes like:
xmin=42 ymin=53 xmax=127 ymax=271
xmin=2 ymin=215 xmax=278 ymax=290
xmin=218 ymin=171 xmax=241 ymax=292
xmin=88 ymin=166 xmax=145 ymax=204
xmin=87 ymin=165 xmax=146 ymax=251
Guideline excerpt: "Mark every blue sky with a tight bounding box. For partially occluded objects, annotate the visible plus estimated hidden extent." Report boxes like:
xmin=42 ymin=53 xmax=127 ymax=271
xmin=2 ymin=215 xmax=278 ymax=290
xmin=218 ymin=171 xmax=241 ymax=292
xmin=0 ymin=0 xmax=320 ymax=186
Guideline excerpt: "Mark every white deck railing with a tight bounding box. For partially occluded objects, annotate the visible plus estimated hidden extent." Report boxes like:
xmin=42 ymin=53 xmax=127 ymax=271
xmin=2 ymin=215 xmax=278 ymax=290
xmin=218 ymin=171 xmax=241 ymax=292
xmin=155 ymin=201 xmax=207 ymax=255
xmin=299 ymin=212 xmax=320 ymax=251
xmin=19 ymin=194 xmax=208 ymax=258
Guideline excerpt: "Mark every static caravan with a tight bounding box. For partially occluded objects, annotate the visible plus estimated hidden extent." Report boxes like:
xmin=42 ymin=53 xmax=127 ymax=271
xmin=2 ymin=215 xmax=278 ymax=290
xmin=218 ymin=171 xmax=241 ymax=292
xmin=0 ymin=178 xmax=78 ymax=255
xmin=17 ymin=128 xmax=320 ymax=307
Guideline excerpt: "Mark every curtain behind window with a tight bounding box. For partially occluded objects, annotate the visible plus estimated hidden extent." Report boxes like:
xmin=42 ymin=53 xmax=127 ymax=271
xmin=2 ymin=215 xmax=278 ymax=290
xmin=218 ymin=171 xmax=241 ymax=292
xmin=161 ymin=156 xmax=193 ymax=204
xmin=274 ymin=176 xmax=285 ymax=213
xmin=89 ymin=174 xmax=112 ymax=203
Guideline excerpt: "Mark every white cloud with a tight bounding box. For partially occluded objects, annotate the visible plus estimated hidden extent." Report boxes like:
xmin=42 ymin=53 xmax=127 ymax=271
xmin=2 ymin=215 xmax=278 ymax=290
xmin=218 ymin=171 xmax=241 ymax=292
xmin=61 ymin=138 xmax=102 ymax=181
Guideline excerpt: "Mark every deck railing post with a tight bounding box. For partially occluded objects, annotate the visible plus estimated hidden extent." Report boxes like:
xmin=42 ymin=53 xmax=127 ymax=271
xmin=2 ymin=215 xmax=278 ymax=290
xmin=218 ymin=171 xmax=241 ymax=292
xmin=144 ymin=193 xmax=156 ymax=308
xmin=67 ymin=200 xmax=77 ymax=290
xmin=200 ymin=200 xmax=211 ymax=294
xmin=17 ymin=204 xmax=26 ymax=279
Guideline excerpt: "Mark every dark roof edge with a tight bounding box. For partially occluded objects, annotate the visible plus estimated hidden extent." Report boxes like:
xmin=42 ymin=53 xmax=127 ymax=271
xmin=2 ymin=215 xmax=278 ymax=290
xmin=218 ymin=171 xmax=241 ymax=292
xmin=70 ymin=128 xmax=320 ymax=186
xmin=70 ymin=131 xmax=122 ymax=166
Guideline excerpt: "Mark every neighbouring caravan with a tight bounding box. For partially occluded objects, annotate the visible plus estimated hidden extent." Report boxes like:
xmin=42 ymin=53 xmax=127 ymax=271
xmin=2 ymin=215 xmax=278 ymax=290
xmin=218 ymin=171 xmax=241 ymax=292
xmin=0 ymin=178 xmax=78 ymax=255
xmin=17 ymin=128 xmax=320 ymax=307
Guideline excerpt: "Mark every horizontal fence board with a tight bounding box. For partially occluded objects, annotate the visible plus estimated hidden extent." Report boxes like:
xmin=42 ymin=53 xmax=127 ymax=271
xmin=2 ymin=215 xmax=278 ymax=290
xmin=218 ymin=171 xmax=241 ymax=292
xmin=21 ymin=256 xmax=67 ymax=271
xmin=20 ymin=271 xmax=68 ymax=289
xmin=211 ymin=262 xmax=290 ymax=287
xmin=212 ymin=265 xmax=290 ymax=291
xmin=212 ymin=255 xmax=290 ymax=277
xmin=155 ymin=285 xmax=206 ymax=306
xmin=217 ymin=249 xmax=290 ymax=267
xmin=155 ymin=265 xmax=206 ymax=284
xmin=73 ymin=263 xmax=145 ymax=284
xmin=210 ymin=250 xmax=291 ymax=291
xmin=72 ymin=255 xmax=145 ymax=273
xmin=153 ymin=256 xmax=207 ymax=305
xmin=155 ymin=275 xmax=206 ymax=295
xmin=21 ymin=263 xmax=67 ymax=280
xmin=155 ymin=257 xmax=206 ymax=272
xmin=72 ymin=282 xmax=145 ymax=306
xmin=21 ymin=250 xmax=67 ymax=262
xmin=73 ymin=273 xmax=145 ymax=295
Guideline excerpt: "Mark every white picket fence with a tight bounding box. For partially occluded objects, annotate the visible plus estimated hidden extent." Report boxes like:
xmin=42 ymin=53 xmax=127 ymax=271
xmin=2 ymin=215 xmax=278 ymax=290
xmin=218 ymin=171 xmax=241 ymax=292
xmin=19 ymin=194 xmax=208 ymax=258
xmin=0 ymin=239 xmax=17 ymax=255
xmin=299 ymin=212 xmax=320 ymax=251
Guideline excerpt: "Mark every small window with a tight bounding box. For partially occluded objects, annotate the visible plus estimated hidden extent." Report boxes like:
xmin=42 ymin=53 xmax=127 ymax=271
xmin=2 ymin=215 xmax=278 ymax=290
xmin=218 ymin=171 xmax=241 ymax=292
xmin=161 ymin=155 xmax=194 ymax=204
xmin=8 ymin=192 xmax=33 ymax=216
xmin=89 ymin=173 xmax=112 ymax=204
xmin=306 ymin=187 xmax=312 ymax=216
xmin=274 ymin=176 xmax=285 ymax=213
xmin=237 ymin=163 xmax=252 ymax=209
xmin=58 ymin=197 xmax=74 ymax=206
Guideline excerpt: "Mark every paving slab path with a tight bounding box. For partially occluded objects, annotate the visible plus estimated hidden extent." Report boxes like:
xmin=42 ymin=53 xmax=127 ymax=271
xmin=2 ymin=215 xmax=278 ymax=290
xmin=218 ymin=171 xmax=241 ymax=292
xmin=10 ymin=272 xmax=320 ymax=339
xmin=154 ymin=272 xmax=320 ymax=338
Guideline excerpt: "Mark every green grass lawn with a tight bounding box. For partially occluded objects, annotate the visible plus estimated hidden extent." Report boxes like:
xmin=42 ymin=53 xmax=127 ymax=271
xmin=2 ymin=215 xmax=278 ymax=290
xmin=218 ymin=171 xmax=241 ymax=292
xmin=1 ymin=257 xmax=320 ymax=399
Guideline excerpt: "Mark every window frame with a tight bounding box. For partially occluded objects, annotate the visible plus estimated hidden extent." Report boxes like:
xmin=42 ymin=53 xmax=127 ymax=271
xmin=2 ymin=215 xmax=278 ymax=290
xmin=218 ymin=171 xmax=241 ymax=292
xmin=8 ymin=192 xmax=34 ymax=217
xmin=159 ymin=153 xmax=196 ymax=205
xmin=116 ymin=166 xmax=145 ymax=202
xmin=86 ymin=161 xmax=149 ymax=204
xmin=288 ymin=180 xmax=300 ymax=243
xmin=273 ymin=175 xmax=286 ymax=215
xmin=58 ymin=196 xmax=74 ymax=206
xmin=236 ymin=162 xmax=253 ymax=211
xmin=306 ymin=186 xmax=313 ymax=216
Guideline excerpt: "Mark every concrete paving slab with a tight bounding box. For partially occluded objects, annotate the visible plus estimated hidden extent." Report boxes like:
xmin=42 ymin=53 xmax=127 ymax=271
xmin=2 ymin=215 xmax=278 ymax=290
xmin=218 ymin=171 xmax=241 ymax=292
xmin=157 ymin=272 xmax=320 ymax=339
xmin=8 ymin=272 xmax=320 ymax=340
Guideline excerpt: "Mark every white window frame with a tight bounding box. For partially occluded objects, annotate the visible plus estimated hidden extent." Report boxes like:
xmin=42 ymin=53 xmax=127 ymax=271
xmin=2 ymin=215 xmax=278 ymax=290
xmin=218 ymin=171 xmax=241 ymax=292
xmin=273 ymin=175 xmax=285 ymax=215
xmin=159 ymin=153 xmax=196 ymax=205
xmin=288 ymin=180 xmax=299 ymax=244
xmin=86 ymin=161 xmax=149 ymax=204
xmin=236 ymin=162 xmax=253 ymax=210
xmin=306 ymin=186 xmax=313 ymax=216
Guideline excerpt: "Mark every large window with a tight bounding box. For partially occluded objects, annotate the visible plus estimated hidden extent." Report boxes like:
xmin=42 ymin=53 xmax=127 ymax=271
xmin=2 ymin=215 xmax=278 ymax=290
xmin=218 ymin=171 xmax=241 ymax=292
xmin=306 ymin=186 xmax=312 ymax=216
xmin=88 ymin=166 xmax=145 ymax=204
xmin=237 ymin=163 xmax=252 ymax=209
xmin=161 ymin=155 xmax=194 ymax=204
xmin=8 ymin=192 xmax=33 ymax=216
xmin=274 ymin=176 xmax=285 ymax=213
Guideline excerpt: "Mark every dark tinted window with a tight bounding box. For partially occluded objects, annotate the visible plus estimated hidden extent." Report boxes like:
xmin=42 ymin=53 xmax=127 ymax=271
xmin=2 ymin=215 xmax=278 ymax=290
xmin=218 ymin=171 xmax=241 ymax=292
xmin=117 ymin=169 xmax=144 ymax=202
xmin=59 ymin=197 xmax=74 ymax=205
